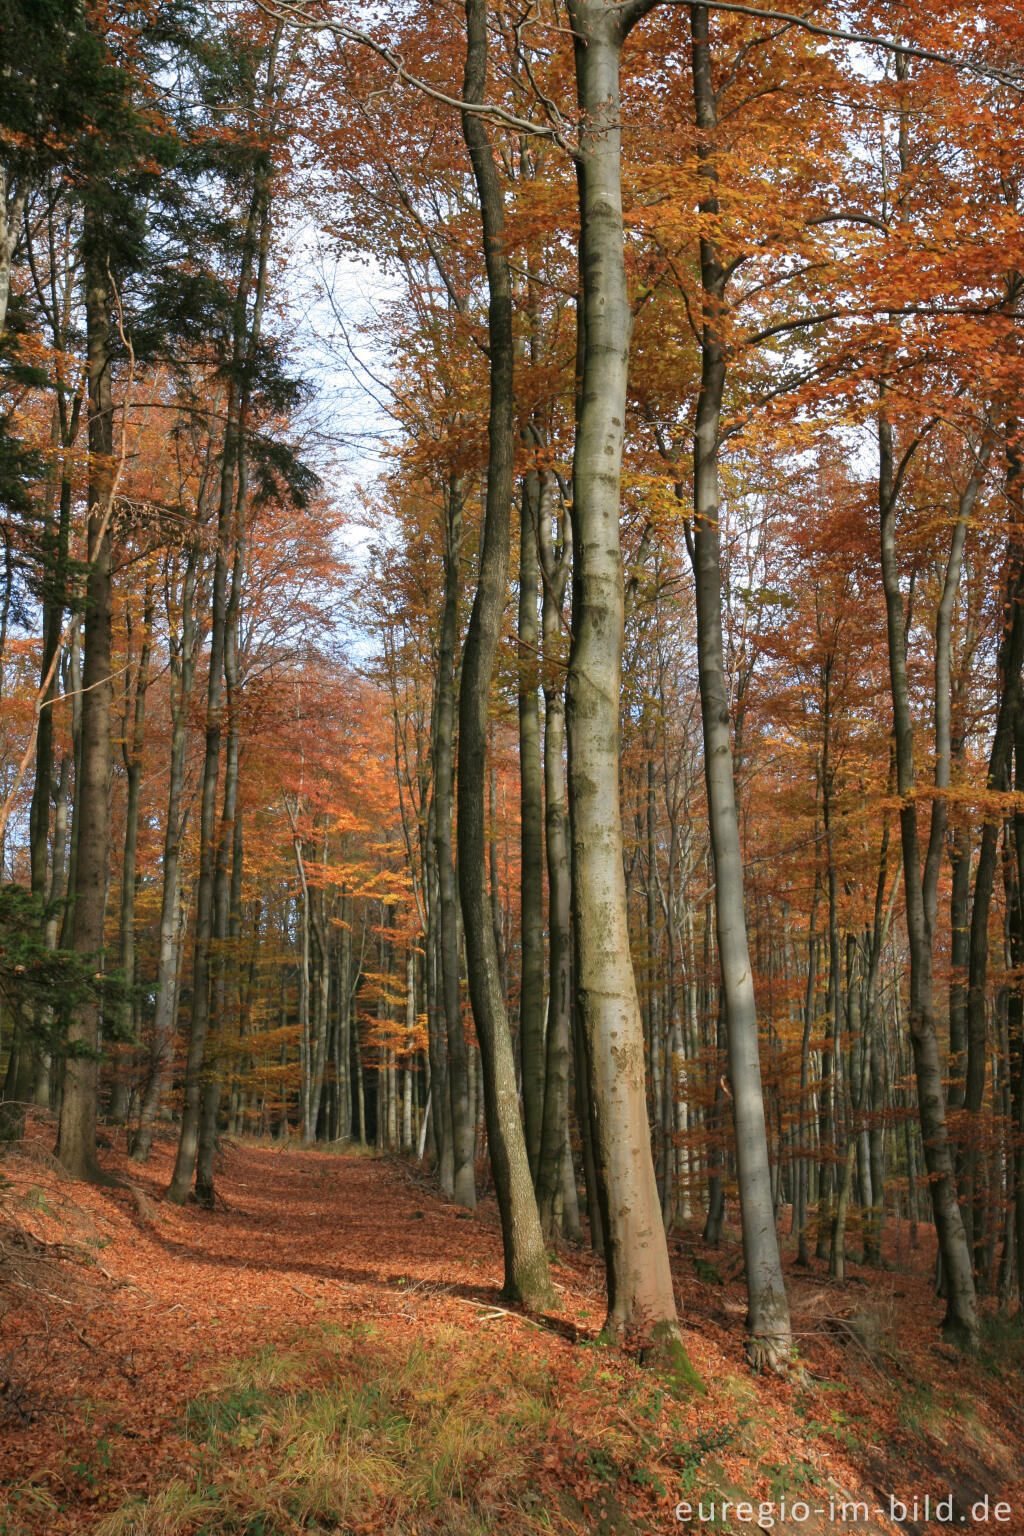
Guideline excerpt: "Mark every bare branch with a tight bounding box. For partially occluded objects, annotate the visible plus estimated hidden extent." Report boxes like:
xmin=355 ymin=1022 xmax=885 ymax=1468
xmin=256 ymin=0 xmax=571 ymax=140
xmin=664 ymin=2 xmax=1022 ymax=92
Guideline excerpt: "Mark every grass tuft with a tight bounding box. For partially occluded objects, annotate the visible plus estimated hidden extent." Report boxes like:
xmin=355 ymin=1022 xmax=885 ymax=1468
xmin=95 ymin=1324 xmax=575 ymax=1535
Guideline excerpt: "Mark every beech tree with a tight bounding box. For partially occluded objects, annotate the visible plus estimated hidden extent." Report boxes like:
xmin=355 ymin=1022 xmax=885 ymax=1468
xmin=560 ymin=0 xmax=693 ymax=1365
xmin=6 ymin=0 xmax=1024 ymax=1368
xmin=455 ymin=0 xmax=553 ymax=1311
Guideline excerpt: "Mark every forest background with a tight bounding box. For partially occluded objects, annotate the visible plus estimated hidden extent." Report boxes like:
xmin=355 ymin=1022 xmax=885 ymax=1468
xmin=1 ymin=0 xmax=1024 ymax=1482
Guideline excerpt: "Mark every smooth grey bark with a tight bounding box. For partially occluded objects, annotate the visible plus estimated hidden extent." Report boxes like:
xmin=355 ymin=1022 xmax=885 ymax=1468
xmin=58 ymin=620 xmax=82 ymax=954
xmin=287 ymin=819 xmax=332 ymax=1148
xmin=0 ymin=164 xmax=26 ymax=338
xmin=817 ymin=655 xmax=840 ymax=1259
xmin=424 ymin=844 xmax=455 ymax=1192
xmin=947 ymin=829 xmax=972 ymax=1109
xmin=132 ymin=539 xmax=201 ymax=1162
xmin=572 ymin=995 xmax=604 ymax=1256
xmin=702 ymin=993 xmax=727 ymax=1246
xmin=195 ymin=510 xmax=247 ymax=1203
xmin=109 ymin=571 xmax=154 ymax=1124
xmin=687 ymin=3 xmax=792 ymax=1372
xmin=18 ymin=171 xmax=78 ymax=987
xmin=535 ymin=473 xmax=576 ymax=1238
xmin=26 ymin=747 xmax=71 ymax=1112
xmin=167 ymin=35 xmax=277 ymax=1201
xmin=487 ymin=751 xmax=507 ymax=997
xmin=563 ymin=0 xmax=690 ymax=1366
xmin=28 ymin=227 xmax=82 ymax=914
xmin=690 ymin=336 xmax=792 ymax=1370
xmin=290 ymin=818 xmax=315 ymax=1144
xmin=169 ymin=400 xmax=252 ymax=1200
xmin=860 ymin=817 xmax=893 ymax=1267
xmin=794 ymin=877 xmax=819 ymax=1265
xmin=869 ymin=47 xmax=980 ymax=1341
xmin=456 ymin=0 xmax=552 ymax=1310
xmin=55 ymin=223 xmax=114 ymax=1184
xmin=432 ymin=476 xmax=475 ymax=1206
xmin=190 ymin=678 xmax=240 ymax=1201
xmin=403 ymin=946 xmax=415 ymax=1151
xmin=831 ymin=938 xmax=869 ymax=1282
xmin=195 ymin=92 xmax=279 ymax=1193
xmin=559 ymin=1127 xmax=582 ymax=1240
xmin=167 ymin=432 xmax=233 ymax=1202
xmin=353 ymin=994 xmax=367 ymax=1145
xmin=307 ymin=848 xmax=333 ymax=1142
xmin=25 ymin=357 xmax=80 ymax=1115
xmin=335 ymin=898 xmax=354 ymax=1141
xmin=945 ymin=582 xmax=978 ymax=1112
xmin=877 ymin=396 xmax=981 ymax=1344
xmin=646 ymin=752 xmax=665 ymax=1207
xmin=962 ymin=500 xmax=1024 ymax=1264
xmin=518 ymin=470 xmax=546 ymax=1179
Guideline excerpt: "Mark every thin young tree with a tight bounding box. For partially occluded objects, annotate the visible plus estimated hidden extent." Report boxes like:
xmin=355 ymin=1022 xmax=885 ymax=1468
xmin=456 ymin=0 xmax=553 ymax=1310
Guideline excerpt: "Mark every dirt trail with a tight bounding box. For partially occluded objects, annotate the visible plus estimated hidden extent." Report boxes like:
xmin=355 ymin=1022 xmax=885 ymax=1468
xmin=1 ymin=1129 xmax=1021 ymax=1535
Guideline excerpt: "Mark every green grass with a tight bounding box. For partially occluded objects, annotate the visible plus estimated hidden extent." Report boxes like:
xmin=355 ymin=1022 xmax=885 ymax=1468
xmin=979 ymin=1311 xmax=1024 ymax=1380
xmin=94 ymin=1324 xmax=574 ymax=1536
xmin=80 ymin=1306 xmax=917 ymax=1536
xmin=0 ymin=1483 xmax=60 ymax=1536
xmin=21 ymin=1186 xmax=53 ymax=1216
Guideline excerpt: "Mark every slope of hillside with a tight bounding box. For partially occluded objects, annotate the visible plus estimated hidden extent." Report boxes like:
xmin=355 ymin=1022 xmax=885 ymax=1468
xmin=1 ymin=1126 xmax=1021 ymax=1536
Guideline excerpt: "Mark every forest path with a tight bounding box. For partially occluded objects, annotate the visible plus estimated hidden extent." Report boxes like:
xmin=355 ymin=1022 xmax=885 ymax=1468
xmin=0 ymin=1131 xmax=599 ymax=1443
xmin=111 ymin=1137 xmax=535 ymax=1322
xmin=1 ymin=1127 xmax=1022 ymax=1535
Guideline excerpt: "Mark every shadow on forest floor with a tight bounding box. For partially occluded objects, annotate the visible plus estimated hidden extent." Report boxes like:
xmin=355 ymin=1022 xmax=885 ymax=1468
xmin=1 ymin=1126 xmax=1022 ymax=1536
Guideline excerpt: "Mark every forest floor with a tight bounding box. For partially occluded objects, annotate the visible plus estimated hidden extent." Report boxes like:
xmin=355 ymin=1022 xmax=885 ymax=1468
xmin=1 ymin=1125 xmax=1022 ymax=1536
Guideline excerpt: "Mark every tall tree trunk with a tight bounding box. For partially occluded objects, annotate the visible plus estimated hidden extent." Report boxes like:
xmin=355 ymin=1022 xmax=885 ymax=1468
xmin=573 ymin=995 xmax=604 ymax=1257
xmin=962 ymin=441 xmax=1024 ymax=1269
xmin=432 ymin=476 xmax=475 ymax=1206
xmin=287 ymin=804 xmax=318 ymax=1149
xmin=110 ymin=572 xmax=154 ymax=1124
xmin=1009 ymin=724 xmax=1024 ymax=1304
xmin=194 ymin=520 xmax=246 ymax=1202
xmin=424 ymin=844 xmax=454 ymax=1190
xmin=870 ymin=46 xmax=982 ymax=1343
xmin=167 ymin=34 xmax=277 ymax=1201
xmin=55 ymin=225 xmax=115 ymax=1184
xmin=403 ymin=947 xmax=416 ymax=1151
xmin=132 ymin=541 xmax=200 ymax=1161
xmin=861 ymin=818 xmax=893 ymax=1266
xmin=831 ymin=939 xmax=866 ymax=1281
xmin=646 ymin=751 xmax=665 ymax=1207
xmin=877 ymin=394 xmax=980 ymax=1345
xmin=947 ymin=831 xmax=972 ymax=1109
xmin=794 ymin=878 xmax=820 ymax=1264
xmin=167 ymin=440 xmax=232 ymax=1202
xmin=817 ymin=659 xmax=840 ymax=1259
xmin=456 ymin=0 xmax=552 ymax=1310
xmin=536 ymin=474 xmax=575 ymax=1238
xmin=518 ymin=471 xmax=546 ymax=1179
xmin=0 ymin=165 xmax=27 ymax=338
xmin=563 ymin=0 xmax=691 ymax=1369
xmin=336 ymin=899 xmax=353 ymax=1142
xmin=24 ymin=406 xmax=79 ymax=1117
xmin=687 ymin=3 xmax=792 ymax=1373
xmin=29 ymin=443 xmax=77 ymax=910
xmin=703 ymin=993 xmax=728 ymax=1246
xmin=487 ymin=751 xmax=506 ymax=997
xmin=307 ymin=874 xmax=332 ymax=1144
